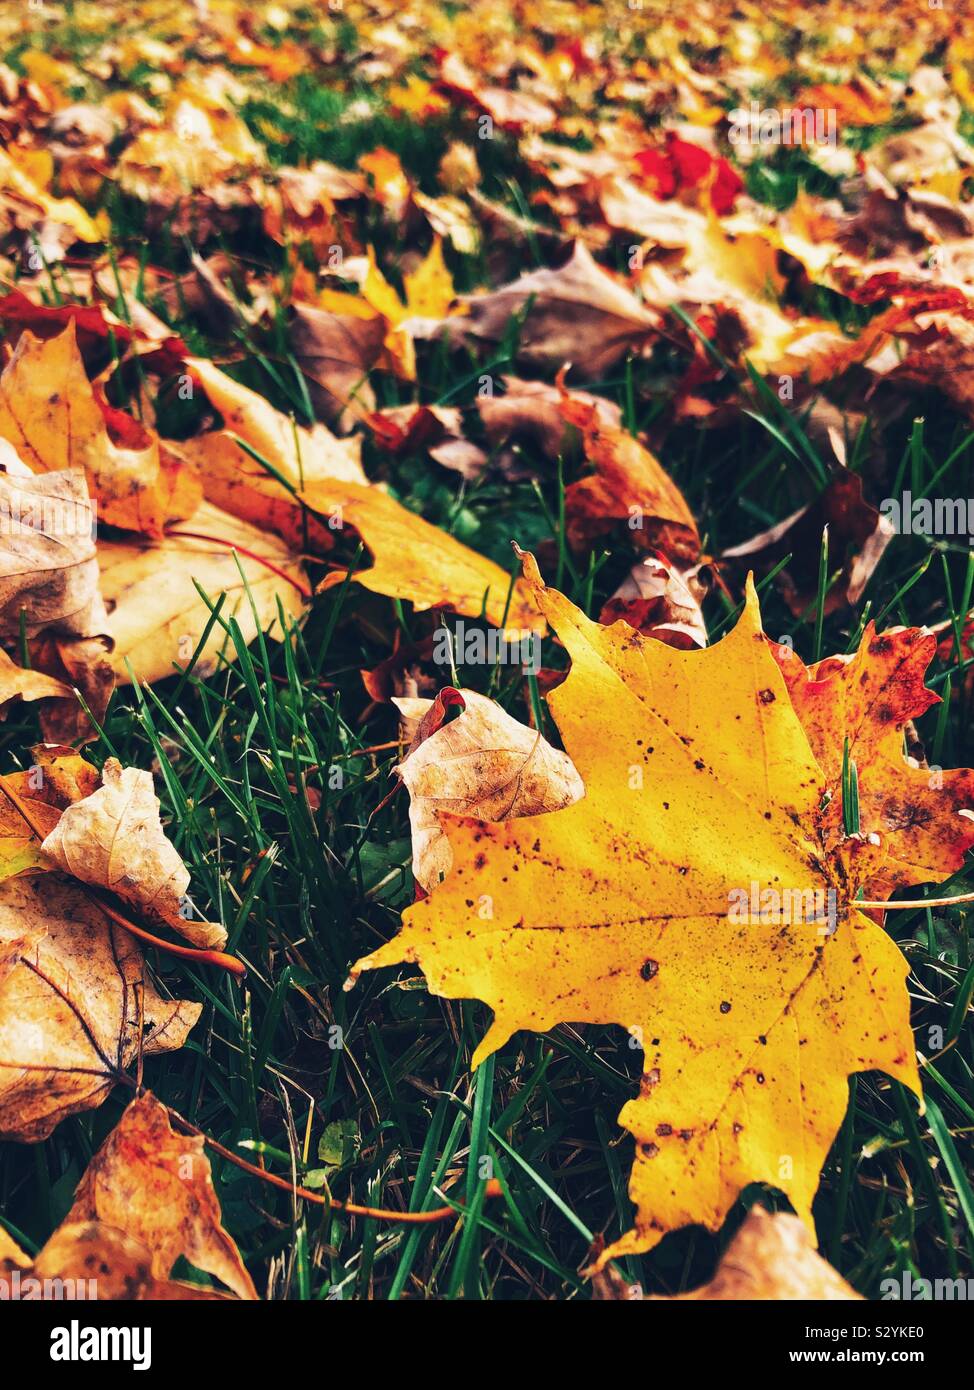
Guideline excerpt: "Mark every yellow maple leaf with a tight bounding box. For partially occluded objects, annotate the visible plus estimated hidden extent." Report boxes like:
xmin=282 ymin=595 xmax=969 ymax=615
xmin=351 ymin=557 xmax=920 ymax=1264
xmin=403 ymin=238 xmax=457 ymax=320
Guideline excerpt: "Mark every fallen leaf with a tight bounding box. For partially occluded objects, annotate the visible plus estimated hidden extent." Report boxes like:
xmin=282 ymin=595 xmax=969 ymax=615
xmin=721 ymin=469 xmax=896 ymax=618
xmin=0 ymin=874 xmax=199 ymax=1141
xmin=0 ymin=466 xmax=105 ymax=640
xmin=0 ymin=746 xmax=101 ymax=881
xmin=41 ymin=755 xmax=227 ymax=949
xmin=392 ymin=687 xmax=584 ymax=892
xmin=0 ymin=647 xmax=70 ymax=714
xmin=63 ymin=1091 xmax=257 ymax=1299
xmin=0 ymin=461 xmax=114 ymax=741
xmin=648 ymin=1205 xmax=861 ymax=1300
xmin=368 ymin=403 xmax=488 ymax=480
xmin=289 ymin=299 xmax=386 ymax=429
xmin=599 ymin=555 xmax=709 ymax=648
xmin=181 ymin=358 xmax=541 ymax=632
xmin=402 ymin=237 xmax=456 ymax=320
xmin=440 ymin=242 xmax=661 ymax=378
xmin=772 ymin=625 xmax=974 ymax=900
xmin=476 ymin=377 xmax=621 ymax=479
xmin=351 ymin=557 xmax=921 ymax=1264
xmin=0 ymin=324 xmax=201 ymax=536
xmin=559 ymin=394 xmax=700 ymax=560
xmin=3 ymin=1221 xmax=233 ymax=1299
xmin=97 ymin=499 xmax=307 ymax=685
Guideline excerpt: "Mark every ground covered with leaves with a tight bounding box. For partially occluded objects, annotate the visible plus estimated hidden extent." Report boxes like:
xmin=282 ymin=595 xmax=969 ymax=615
xmin=0 ymin=0 xmax=973 ymax=1302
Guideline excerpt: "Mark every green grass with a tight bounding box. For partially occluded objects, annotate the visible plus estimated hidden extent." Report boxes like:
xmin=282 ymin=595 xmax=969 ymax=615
xmin=2 ymin=368 xmax=972 ymax=1299
xmin=2 ymin=8 xmax=973 ymax=1301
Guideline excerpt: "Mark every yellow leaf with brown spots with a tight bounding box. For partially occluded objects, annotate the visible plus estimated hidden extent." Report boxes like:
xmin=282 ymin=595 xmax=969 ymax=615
xmin=350 ymin=556 xmax=921 ymax=1264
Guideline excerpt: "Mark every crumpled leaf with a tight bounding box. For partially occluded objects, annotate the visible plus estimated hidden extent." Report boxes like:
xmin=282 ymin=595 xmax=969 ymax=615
xmin=0 ymin=324 xmax=201 ymax=536
xmin=0 ymin=1221 xmax=232 ymax=1300
xmin=0 ymin=461 xmax=114 ymax=741
xmin=41 ymin=756 xmax=227 ymax=950
xmin=0 ymin=873 xmax=200 ymax=1142
xmin=392 ymin=687 xmax=584 ymax=893
xmin=351 ymin=556 xmax=922 ymax=1264
xmin=0 ymin=466 xmax=105 ymax=640
xmin=368 ymin=403 xmax=488 ymax=480
xmin=476 ymin=377 xmax=621 ymax=479
xmin=0 ymin=646 xmax=70 ymax=714
xmin=599 ymin=555 xmax=709 ymax=649
xmin=0 ymin=746 xmax=100 ymax=881
xmin=772 ymin=625 xmax=974 ymax=900
xmin=62 ymin=1091 xmax=257 ymax=1300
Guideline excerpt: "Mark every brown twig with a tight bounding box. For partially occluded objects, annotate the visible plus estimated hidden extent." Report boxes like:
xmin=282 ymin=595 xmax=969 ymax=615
xmin=167 ymin=1106 xmax=502 ymax=1223
xmin=0 ymin=773 xmax=246 ymax=980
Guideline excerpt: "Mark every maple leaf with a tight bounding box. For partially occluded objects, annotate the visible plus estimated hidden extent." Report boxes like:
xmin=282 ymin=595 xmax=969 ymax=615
xmin=591 ymin=1205 xmax=860 ymax=1300
xmin=655 ymin=1206 xmax=860 ymax=1300
xmin=721 ymin=469 xmax=895 ymax=619
xmin=97 ymin=499 xmax=307 ymax=686
xmin=63 ymin=1091 xmax=257 ymax=1299
xmin=599 ymin=555 xmax=709 ymax=649
xmin=558 ymin=392 xmax=700 ymax=560
xmin=440 ymin=243 xmax=661 ymax=378
xmin=0 ymin=747 xmax=100 ymax=882
xmin=772 ymin=625 xmax=974 ymax=900
xmin=0 ymin=465 xmax=105 ymax=640
xmin=476 ymin=376 xmax=622 ymax=478
xmin=351 ymin=556 xmax=921 ymax=1263
xmin=0 ymin=874 xmax=199 ymax=1142
xmin=0 ymin=648 xmax=70 ymax=716
xmin=289 ymin=299 xmax=386 ymax=429
xmin=0 ymin=460 xmax=114 ymax=741
xmin=368 ymin=403 xmax=488 ymax=480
